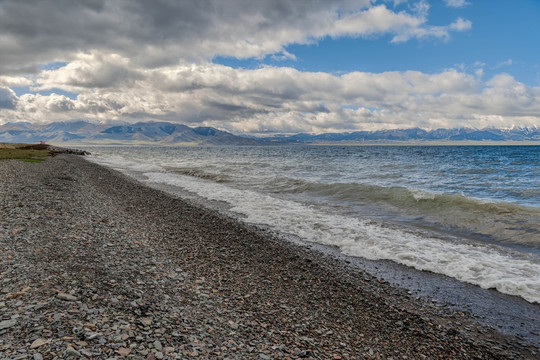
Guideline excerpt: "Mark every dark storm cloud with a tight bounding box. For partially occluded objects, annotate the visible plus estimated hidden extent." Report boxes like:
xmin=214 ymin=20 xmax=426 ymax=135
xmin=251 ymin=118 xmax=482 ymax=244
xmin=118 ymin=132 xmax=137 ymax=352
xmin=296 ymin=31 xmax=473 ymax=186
xmin=0 ymin=0 xmax=371 ymax=74
xmin=0 ymin=0 xmax=469 ymax=76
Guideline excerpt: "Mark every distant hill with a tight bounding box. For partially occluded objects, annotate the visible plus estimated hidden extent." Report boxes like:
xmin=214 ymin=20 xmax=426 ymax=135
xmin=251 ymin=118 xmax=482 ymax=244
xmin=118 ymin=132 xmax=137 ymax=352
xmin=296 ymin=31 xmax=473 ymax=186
xmin=0 ymin=121 xmax=260 ymax=146
xmin=0 ymin=121 xmax=539 ymax=145
xmin=262 ymin=127 xmax=540 ymax=143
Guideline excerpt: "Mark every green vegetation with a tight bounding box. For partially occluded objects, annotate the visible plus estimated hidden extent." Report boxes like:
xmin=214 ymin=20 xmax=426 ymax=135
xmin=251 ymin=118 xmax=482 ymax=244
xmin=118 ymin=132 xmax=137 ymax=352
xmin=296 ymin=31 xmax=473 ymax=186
xmin=0 ymin=143 xmax=51 ymax=163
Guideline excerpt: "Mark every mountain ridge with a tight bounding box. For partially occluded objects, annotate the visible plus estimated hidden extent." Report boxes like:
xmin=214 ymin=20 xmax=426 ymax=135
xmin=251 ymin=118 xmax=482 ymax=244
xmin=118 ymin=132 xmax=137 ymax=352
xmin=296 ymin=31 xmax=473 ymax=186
xmin=262 ymin=126 xmax=540 ymax=143
xmin=0 ymin=121 xmax=539 ymax=145
xmin=0 ymin=121 xmax=259 ymax=146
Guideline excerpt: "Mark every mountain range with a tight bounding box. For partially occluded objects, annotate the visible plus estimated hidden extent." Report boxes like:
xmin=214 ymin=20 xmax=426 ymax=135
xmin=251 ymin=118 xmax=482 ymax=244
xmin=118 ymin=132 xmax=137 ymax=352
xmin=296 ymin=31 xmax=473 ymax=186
xmin=0 ymin=121 xmax=259 ymax=146
xmin=264 ymin=127 xmax=540 ymax=143
xmin=0 ymin=120 xmax=539 ymax=145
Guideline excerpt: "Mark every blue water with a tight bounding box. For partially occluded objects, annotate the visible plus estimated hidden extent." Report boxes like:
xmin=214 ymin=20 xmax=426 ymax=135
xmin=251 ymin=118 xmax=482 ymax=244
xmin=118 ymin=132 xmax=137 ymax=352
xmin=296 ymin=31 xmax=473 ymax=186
xmin=88 ymin=145 xmax=540 ymax=303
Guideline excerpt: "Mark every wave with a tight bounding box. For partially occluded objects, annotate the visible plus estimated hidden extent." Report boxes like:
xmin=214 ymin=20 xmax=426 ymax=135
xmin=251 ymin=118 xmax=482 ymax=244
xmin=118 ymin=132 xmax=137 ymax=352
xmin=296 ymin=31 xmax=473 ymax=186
xmin=87 ymin=148 xmax=540 ymax=304
xmin=156 ymin=167 xmax=540 ymax=247
xmin=163 ymin=166 xmax=230 ymax=183
xmin=268 ymin=178 xmax=540 ymax=247
xmin=288 ymin=179 xmax=535 ymax=213
xmin=141 ymin=170 xmax=540 ymax=304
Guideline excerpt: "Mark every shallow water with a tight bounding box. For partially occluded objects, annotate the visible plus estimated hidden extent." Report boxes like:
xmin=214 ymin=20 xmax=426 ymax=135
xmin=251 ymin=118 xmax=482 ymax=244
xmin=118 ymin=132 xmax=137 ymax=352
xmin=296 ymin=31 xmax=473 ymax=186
xmin=87 ymin=145 xmax=540 ymax=304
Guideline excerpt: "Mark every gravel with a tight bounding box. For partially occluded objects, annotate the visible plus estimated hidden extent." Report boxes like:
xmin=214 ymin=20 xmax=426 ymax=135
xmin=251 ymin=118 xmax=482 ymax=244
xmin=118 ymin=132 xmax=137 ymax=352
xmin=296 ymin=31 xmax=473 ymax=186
xmin=0 ymin=155 xmax=537 ymax=359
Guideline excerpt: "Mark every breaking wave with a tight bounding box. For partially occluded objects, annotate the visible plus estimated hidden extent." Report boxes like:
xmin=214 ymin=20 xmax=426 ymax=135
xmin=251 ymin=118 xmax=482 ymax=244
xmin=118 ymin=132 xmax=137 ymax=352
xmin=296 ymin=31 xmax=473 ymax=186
xmin=163 ymin=167 xmax=230 ymax=183
xmin=142 ymin=170 xmax=540 ymax=304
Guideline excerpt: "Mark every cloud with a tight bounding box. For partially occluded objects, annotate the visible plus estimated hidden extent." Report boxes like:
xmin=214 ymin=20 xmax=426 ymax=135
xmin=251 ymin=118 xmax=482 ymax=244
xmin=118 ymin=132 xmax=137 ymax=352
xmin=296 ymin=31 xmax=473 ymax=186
xmin=443 ymin=0 xmax=470 ymax=8
xmin=0 ymin=0 xmax=470 ymax=75
xmin=391 ymin=15 xmax=471 ymax=43
xmin=494 ymin=59 xmax=513 ymax=69
xmin=0 ymin=76 xmax=34 ymax=88
xmin=449 ymin=18 xmax=472 ymax=31
xmin=35 ymin=53 xmax=141 ymax=91
xmin=0 ymin=0 xmax=533 ymax=134
xmin=4 ymin=56 xmax=540 ymax=133
xmin=384 ymin=0 xmax=409 ymax=7
xmin=0 ymin=87 xmax=17 ymax=109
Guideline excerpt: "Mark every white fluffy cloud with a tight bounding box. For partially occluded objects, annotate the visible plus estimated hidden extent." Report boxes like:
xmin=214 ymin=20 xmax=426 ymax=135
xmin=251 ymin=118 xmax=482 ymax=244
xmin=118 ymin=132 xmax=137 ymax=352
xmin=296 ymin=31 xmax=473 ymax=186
xmin=5 ymin=55 xmax=538 ymax=133
xmin=1 ymin=0 xmax=537 ymax=133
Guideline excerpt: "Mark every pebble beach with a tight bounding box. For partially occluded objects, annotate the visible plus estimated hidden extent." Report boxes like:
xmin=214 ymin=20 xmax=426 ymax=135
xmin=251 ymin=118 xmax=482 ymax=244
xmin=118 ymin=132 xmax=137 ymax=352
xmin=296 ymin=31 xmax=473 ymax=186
xmin=0 ymin=155 xmax=537 ymax=359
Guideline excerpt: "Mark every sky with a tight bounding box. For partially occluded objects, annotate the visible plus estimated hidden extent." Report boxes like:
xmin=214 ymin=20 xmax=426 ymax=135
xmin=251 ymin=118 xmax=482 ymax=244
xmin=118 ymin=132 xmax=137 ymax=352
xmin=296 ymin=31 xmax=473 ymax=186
xmin=0 ymin=0 xmax=539 ymax=135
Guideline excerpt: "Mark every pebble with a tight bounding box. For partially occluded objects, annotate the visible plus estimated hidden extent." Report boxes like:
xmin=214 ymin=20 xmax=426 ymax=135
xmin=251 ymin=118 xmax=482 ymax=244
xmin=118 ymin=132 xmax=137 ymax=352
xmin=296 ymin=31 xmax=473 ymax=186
xmin=57 ymin=293 xmax=79 ymax=302
xmin=65 ymin=346 xmax=82 ymax=357
xmin=0 ymin=318 xmax=17 ymax=330
xmin=0 ymin=155 xmax=535 ymax=360
xmin=30 ymin=338 xmax=49 ymax=349
xmin=140 ymin=317 xmax=153 ymax=326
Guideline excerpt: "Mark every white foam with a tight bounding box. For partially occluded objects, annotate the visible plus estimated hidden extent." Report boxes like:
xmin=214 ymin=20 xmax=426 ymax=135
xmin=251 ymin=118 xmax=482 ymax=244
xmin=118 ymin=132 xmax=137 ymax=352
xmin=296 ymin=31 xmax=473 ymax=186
xmin=409 ymin=188 xmax=437 ymax=201
xmin=141 ymin=170 xmax=540 ymax=304
xmin=87 ymin=154 xmax=163 ymax=173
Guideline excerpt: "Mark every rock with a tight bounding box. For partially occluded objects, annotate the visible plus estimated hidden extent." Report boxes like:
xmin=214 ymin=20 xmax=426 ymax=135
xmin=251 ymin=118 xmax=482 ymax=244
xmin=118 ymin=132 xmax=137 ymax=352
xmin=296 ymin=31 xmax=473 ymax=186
xmin=85 ymin=332 xmax=100 ymax=340
xmin=65 ymin=346 xmax=82 ymax=357
xmin=79 ymin=349 xmax=93 ymax=357
xmin=0 ymin=318 xmax=17 ymax=330
xmin=30 ymin=338 xmax=50 ymax=349
xmin=0 ymin=153 xmax=534 ymax=360
xmin=117 ymin=348 xmax=131 ymax=356
xmin=57 ymin=293 xmax=79 ymax=302
xmin=140 ymin=317 xmax=153 ymax=326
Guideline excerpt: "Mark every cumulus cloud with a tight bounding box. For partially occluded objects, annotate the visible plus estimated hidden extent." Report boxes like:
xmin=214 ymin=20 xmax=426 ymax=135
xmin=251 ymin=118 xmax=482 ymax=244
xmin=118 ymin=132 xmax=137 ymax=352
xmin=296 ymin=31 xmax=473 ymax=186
xmin=35 ymin=53 xmax=141 ymax=91
xmin=0 ymin=76 xmax=34 ymax=88
xmin=0 ymin=0 xmax=470 ymax=74
xmin=4 ymin=55 xmax=540 ymax=133
xmin=1 ymin=0 xmax=536 ymax=134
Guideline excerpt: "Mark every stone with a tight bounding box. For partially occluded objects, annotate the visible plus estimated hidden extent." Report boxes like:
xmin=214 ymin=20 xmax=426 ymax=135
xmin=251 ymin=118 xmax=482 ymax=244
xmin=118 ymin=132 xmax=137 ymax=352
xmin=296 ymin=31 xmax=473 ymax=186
xmin=30 ymin=338 xmax=50 ymax=349
xmin=117 ymin=348 xmax=131 ymax=356
xmin=140 ymin=317 xmax=153 ymax=326
xmin=66 ymin=346 xmax=82 ymax=357
xmin=0 ymin=319 xmax=17 ymax=330
xmin=57 ymin=293 xmax=79 ymax=302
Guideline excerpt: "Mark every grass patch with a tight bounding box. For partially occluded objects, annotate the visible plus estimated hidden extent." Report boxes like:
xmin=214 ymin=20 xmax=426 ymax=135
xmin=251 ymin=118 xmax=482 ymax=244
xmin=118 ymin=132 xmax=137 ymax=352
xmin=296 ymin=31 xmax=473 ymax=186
xmin=0 ymin=143 xmax=51 ymax=163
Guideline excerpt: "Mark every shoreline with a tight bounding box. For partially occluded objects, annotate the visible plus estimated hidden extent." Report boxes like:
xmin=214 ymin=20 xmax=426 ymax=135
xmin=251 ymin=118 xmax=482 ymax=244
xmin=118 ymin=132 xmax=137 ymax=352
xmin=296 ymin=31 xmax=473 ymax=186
xmin=130 ymin=168 xmax=540 ymax=347
xmin=1 ymin=155 xmax=538 ymax=359
xmin=105 ymin=154 xmax=540 ymax=344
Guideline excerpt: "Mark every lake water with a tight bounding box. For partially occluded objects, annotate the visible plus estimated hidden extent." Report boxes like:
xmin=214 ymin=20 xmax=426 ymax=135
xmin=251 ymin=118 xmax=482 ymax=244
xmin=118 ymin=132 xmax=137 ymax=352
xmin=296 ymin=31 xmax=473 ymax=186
xmin=87 ymin=145 xmax=540 ymax=304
